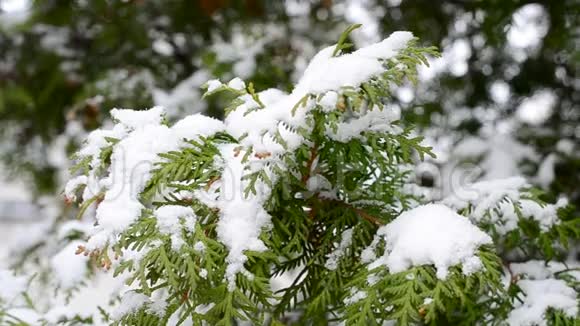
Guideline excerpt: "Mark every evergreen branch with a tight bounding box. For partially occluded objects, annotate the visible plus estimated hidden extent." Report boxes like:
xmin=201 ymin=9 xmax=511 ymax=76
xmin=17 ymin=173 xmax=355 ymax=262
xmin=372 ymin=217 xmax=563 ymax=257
xmin=320 ymin=198 xmax=384 ymax=226
xmin=333 ymin=24 xmax=362 ymax=57
xmin=76 ymin=192 xmax=104 ymax=220
xmin=301 ymin=145 xmax=318 ymax=184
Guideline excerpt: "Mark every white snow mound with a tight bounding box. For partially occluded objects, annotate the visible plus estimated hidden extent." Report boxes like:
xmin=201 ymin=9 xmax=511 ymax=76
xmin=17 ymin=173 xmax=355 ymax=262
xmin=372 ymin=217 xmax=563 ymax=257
xmin=367 ymin=203 xmax=492 ymax=279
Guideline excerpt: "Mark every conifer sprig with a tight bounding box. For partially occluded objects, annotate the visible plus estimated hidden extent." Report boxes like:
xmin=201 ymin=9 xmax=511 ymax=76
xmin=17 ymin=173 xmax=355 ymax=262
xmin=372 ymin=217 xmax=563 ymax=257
xmin=47 ymin=26 xmax=580 ymax=326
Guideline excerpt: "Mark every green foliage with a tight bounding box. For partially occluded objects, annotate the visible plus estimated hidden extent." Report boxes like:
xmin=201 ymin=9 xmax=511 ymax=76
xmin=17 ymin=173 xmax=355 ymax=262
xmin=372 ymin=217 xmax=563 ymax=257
xmin=333 ymin=23 xmax=362 ymax=57
xmin=141 ymin=132 xmax=236 ymax=201
xmin=63 ymin=28 xmax=459 ymax=325
xmin=457 ymin=190 xmax=580 ymax=261
xmin=13 ymin=21 xmax=577 ymax=325
xmin=0 ymin=0 xmax=577 ymax=323
xmin=344 ymin=246 xmax=505 ymax=325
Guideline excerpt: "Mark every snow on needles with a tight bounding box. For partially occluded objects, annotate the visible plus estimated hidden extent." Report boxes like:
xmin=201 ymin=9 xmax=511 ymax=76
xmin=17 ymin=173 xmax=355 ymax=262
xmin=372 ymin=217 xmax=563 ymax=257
xmin=325 ymin=228 xmax=354 ymax=270
xmin=224 ymin=31 xmax=413 ymax=154
xmin=507 ymin=279 xmax=578 ymax=326
xmin=215 ymin=143 xmax=272 ymax=290
xmin=364 ymin=204 xmax=492 ymax=279
xmin=70 ymin=108 xmax=224 ymax=250
xmin=214 ymin=31 xmax=414 ymax=285
xmin=442 ymin=176 xmax=528 ymax=219
xmin=326 ymin=104 xmax=402 ymax=142
xmin=69 ymin=31 xmax=415 ymax=288
xmin=293 ymin=31 xmax=413 ymax=94
xmin=0 ymin=269 xmax=27 ymax=304
xmin=64 ymin=175 xmax=87 ymax=201
xmin=50 ymin=241 xmax=88 ymax=289
xmin=112 ymin=291 xmax=150 ymax=320
xmin=154 ymin=205 xmax=197 ymax=251
xmin=510 ymin=260 xmax=580 ymax=281
xmin=442 ymin=177 xmax=567 ymax=234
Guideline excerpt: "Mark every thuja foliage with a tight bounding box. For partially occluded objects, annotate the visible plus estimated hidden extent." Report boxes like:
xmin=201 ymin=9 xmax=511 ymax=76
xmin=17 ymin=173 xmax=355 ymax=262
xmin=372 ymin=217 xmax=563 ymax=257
xmin=53 ymin=26 xmax=579 ymax=326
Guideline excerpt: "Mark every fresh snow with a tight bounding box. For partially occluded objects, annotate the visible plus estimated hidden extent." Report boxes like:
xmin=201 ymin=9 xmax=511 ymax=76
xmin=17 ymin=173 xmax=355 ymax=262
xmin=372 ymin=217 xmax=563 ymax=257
xmin=147 ymin=295 xmax=168 ymax=317
xmin=319 ymin=91 xmax=338 ymax=112
xmin=154 ymin=205 xmax=196 ymax=251
xmin=344 ymin=289 xmax=367 ymax=305
xmin=507 ymin=279 xmax=578 ymax=326
xmin=215 ymin=143 xmax=272 ymax=289
xmin=212 ymin=31 xmax=414 ymax=285
xmin=63 ymin=175 xmax=87 ymax=201
xmin=224 ymin=31 xmax=413 ymax=156
xmin=324 ymin=228 xmax=354 ymax=270
xmin=293 ymin=31 xmax=413 ymax=94
xmin=2 ymin=308 xmax=40 ymax=324
xmin=365 ymin=204 xmax=492 ymax=279
xmin=70 ymin=108 xmax=224 ymax=250
xmin=194 ymin=302 xmax=215 ymax=315
xmin=69 ymin=31 xmax=417 ymax=289
xmin=193 ymin=241 xmax=205 ymax=253
xmin=110 ymin=106 xmax=165 ymax=130
xmin=442 ymin=176 xmax=527 ymax=223
xmin=227 ymin=77 xmax=246 ymax=91
xmin=206 ymin=79 xmax=222 ymax=92
xmin=50 ymin=240 xmax=88 ymax=289
xmin=78 ymin=124 xmax=127 ymax=168
xmin=326 ymin=104 xmax=401 ymax=142
xmin=112 ymin=291 xmax=150 ymax=320
xmin=510 ymin=260 xmax=580 ymax=281
xmin=57 ymin=220 xmax=93 ymax=240
xmin=519 ymin=197 xmax=567 ymax=231
xmin=443 ymin=177 xmax=566 ymax=234
xmin=44 ymin=306 xmax=91 ymax=324
xmin=0 ymin=269 xmax=27 ymax=304
xmin=306 ymin=174 xmax=332 ymax=193
xmin=223 ymin=88 xmax=303 ymax=157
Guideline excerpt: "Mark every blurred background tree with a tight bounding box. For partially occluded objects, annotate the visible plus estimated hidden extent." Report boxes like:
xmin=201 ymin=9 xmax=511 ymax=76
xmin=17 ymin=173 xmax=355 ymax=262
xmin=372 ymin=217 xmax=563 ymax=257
xmin=0 ymin=0 xmax=577 ymax=203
